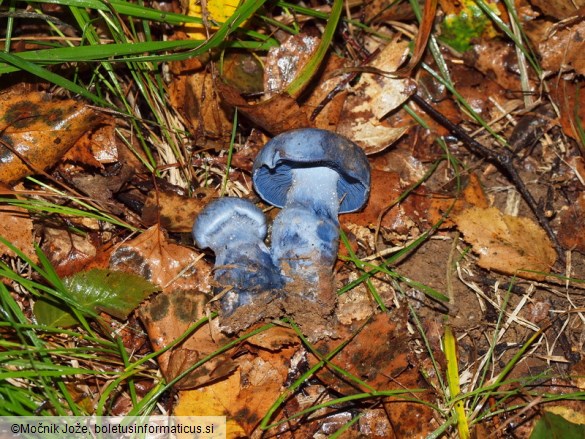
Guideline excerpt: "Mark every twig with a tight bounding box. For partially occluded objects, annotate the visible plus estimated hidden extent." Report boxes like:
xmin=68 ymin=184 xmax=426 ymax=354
xmin=411 ymin=93 xmax=566 ymax=265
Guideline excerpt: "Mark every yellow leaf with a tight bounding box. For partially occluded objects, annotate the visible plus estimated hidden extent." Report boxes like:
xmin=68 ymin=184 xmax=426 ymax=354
xmin=454 ymin=207 xmax=557 ymax=280
xmin=175 ymin=372 xmax=246 ymax=438
xmin=185 ymin=0 xmax=245 ymax=40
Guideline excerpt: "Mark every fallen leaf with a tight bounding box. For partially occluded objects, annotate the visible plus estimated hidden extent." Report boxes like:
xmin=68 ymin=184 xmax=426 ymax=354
xmin=138 ymin=289 xmax=237 ymax=389
xmin=174 ymin=372 xmax=246 ymax=438
xmin=529 ymin=0 xmax=585 ymax=19
xmin=41 ymin=226 xmax=97 ymax=277
xmin=0 ymin=90 xmax=101 ymax=184
xmin=454 ymin=206 xmax=557 ymax=279
xmin=172 ymin=68 xmax=234 ymax=143
xmin=337 ymin=40 xmax=416 ymax=154
xmin=142 ymin=187 xmax=215 ymax=232
xmin=183 ymin=0 xmax=247 ymax=40
xmin=109 ymin=225 xmax=211 ymax=291
xmin=310 ymin=312 xmax=437 ymax=437
xmin=427 ymin=173 xmax=489 ymax=227
xmin=302 ymin=53 xmax=349 ymax=131
xmin=469 ymin=39 xmax=535 ymax=93
xmin=221 ymin=51 xmax=264 ymax=94
xmin=557 ymin=192 xmax=585 ymax=253
xmin=264 ymin=34 xmax=320 ymax=97
xmin=63 ymin=123 xmax=119 ymax=168
xmin=342 ymin=170 xmax=430 ymax=234
xmin=219 ymin=81 xmax=309 ymax=135
xmin=538 ymin=19 xmax=585 ymax=75
xmin=111 ymin=225 xmax=216 ymax=385
xmin=548 ymin=78 xmax=585 ymax=141
xmin=34 ymin=269 xmax=159 ymax=327
xmin=0 ymin=204 xmax=36 ymax=261
xmin=174 ymin=340 xmax=296 ymax=436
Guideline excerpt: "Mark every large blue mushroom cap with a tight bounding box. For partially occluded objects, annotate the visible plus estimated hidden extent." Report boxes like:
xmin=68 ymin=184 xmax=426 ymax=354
xmin=252 ymin=128 xmax=371 ymax=213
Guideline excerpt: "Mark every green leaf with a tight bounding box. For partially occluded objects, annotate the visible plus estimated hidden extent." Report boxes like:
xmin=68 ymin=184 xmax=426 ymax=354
xmin=34 ymin=269 xmax=159 ymax=327
xmin=530 ymin=412 xmax=585 ymax=439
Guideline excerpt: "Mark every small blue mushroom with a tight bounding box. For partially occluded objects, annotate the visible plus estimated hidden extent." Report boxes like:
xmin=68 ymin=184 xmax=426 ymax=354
xmin=252 ymin=128 xmax=370 ymax=298
xmin=192 ymin=197 xmax=283 ymax=316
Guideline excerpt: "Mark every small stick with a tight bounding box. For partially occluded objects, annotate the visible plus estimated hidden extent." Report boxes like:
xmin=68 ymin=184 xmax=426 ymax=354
xmin=411 ymin=93 xmax=566 ymax=265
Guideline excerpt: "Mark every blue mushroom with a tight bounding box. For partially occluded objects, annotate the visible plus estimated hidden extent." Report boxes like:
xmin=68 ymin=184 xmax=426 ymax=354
xmin=252 ymin=128 xmax=370 ymax=303
xmin=192 ymin=197 xmax=283 ymax=316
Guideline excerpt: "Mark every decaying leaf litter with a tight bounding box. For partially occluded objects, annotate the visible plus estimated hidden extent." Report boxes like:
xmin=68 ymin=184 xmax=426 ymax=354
xmin=1 ymin=0 xmax=585 ymax=437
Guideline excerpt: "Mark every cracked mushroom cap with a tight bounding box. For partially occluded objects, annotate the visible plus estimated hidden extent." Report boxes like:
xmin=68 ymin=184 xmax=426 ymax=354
xmin=252 ymin=128 xmax=371 ymax=213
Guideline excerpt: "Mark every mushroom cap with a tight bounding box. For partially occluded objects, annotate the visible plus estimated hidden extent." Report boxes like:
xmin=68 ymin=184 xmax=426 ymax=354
xmin=193 ymin=197 xmax=267 ymax=250
xmin=252 ymin=128 xmax=371 ymax=213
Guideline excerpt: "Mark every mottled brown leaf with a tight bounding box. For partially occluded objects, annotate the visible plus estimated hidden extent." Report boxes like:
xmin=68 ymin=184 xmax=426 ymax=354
xmin=455 ymin=207 xmax=557 ymax=279
xmin=0 ymin=91 xmax=101 ymax=184
xmin=142 ymin=187 xmax=215 ymax=232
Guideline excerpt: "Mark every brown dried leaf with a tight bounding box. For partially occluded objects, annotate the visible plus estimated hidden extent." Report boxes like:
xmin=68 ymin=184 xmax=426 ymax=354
xmin=174 ymin=339 xmax=297 ymax=436
xmin=114 ymin=226 xmax=232 ymax=388
xmin=63 ymin=123 xmax=119 ymax=168
xmin=303 ymin=54 xmax=350 ymax=131
xmin=558 ymin=192 xmax=585 ymax=254
xmin=0 ymin=204 xmax=36 ymax=261
xmin=169 ymin=68 xmax=233 ymax=143
xmin=427 ymin=173 xmax=489 ymax=228
xmin=548 ymin=78 xmax=585 ymax=141
xmin=41 ymin=227 xmax=97 ymax=278
xmin=142 ymin=187 xmax=215 ymax=232
xmin=342 ymin=170 xmax=429 ymax=234
xmin=109 ymin=225 xmax=211 ymax=291
xmin=219 ymin=81 xmax=309 ymax=135
xmin=311 ymin=312 xmax=436 ymax=437
xmin=454 ymin=207 xmax=557 ymax=279
xmin=0 ymin=90 xmax=101 ymax=184
xmin=138 ymin=289 xmax=237 ymax=389
xmin=539 ymin=19 xmax=585 ymax=75
xmin=529 ymin=0 xmax=585 ymax=19
xmin=338 ymin=41 xmax=415 ymax=154
xmin=469 ymin=39 xmax=536 ymax=93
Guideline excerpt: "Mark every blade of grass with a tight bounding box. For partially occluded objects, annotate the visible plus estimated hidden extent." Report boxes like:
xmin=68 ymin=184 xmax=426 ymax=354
xmin=444 ymin=325 xmax=470 ymax=439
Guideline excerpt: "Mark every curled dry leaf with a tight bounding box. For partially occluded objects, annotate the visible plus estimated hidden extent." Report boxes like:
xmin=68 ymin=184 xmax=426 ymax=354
xmin=219 ymin=81 xmax=309 ymax=135
xmin=337 ymin=40 xmax=416 ymax=154
xmin=169 ymin=67 xmax=233 ymax=144
xmin=454 ymin=207 xmax=557 ymax=279
xmin=0 ymin=91 xmax=101 ymax=184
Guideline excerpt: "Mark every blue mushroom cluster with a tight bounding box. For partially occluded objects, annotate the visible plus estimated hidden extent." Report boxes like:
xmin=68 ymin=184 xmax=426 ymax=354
xmin=193 ymin=128 xmax=371 ymax=329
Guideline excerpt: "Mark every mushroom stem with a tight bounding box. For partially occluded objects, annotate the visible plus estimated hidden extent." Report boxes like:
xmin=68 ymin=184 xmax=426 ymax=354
xmin=271 ymin=166 xmax=341 ymax=288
